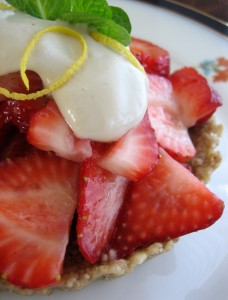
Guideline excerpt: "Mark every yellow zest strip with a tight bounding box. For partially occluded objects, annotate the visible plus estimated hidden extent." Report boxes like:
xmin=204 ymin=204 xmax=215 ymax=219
xmin=55 ymin=274 xmax=61 ymax=282
xmin=0 ymin=3 xmax=13 ymax=10
xmin=90 ymin=31 xmax=145 ymax=74
xmin=0 ymin=26 xmax=87 ymax=100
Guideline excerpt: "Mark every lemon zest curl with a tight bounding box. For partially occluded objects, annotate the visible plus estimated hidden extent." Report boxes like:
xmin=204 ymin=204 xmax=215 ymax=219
xmin=90 ymin=31 xmax=145 ymax=74
xmin=0 ymin=26 xmax=87 ymax=100
xmin=0 ymin=26 xmax=144 ymax=101
xmin=0 ymin=3 xmax=13 ymax=10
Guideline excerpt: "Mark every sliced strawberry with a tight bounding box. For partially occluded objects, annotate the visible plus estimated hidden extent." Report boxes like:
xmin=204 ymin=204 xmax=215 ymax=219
xmin=0 ymin=98 xmax=47 ymax=132
xmin=0 ymin=124 xmax=15 ymax=157
xmin=103 ymin=148 xmax=224 ymax=260
xmin=170 ymin=67 xmax=222 ymax=127
xmin=0 ymin=70 xmax=44 ymax=102
xmin=147 ymin=74 xmax=196 ymax=162
xmin=98 ymin=112 xmax=159 ymax=181
xmin=130 ymin=37 xmax=170 ymax=76
xmin=0 ymin=152 xmax=79 ymax=288
xmin=77 ymin=144 xmax=128 ymax=263
xmin=0 ymin=130 xmax=36 ymax=160
xmin=0 ymin=71 xmax=48 ymax=132
xmin=27 ymin=99 xmax=92 ymax=162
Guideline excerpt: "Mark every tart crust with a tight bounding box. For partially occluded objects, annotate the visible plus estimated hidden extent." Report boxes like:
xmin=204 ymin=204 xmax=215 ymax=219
xmin=0 ymin=117 xmax=223 ymax=295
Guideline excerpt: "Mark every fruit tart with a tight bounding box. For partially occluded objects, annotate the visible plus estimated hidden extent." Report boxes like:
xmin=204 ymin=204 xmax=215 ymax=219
xmin=0 ymin=0 xmax=224 ymax=295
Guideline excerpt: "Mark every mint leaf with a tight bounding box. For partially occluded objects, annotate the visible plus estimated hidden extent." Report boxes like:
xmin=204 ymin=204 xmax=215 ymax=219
xmin=62 ymin=1 xmax=131 ymax=45
xmin=62 ymin=12 xmax=105 ymax=24
xmin=70 ymin=0 xmax=112 ymax=19
xmin=6 ymin=0 xmax=132 ymax=46
xmin=63 ymin=13 xmax=131 ymax=46
xmin=89 ymin=19 xmax=131 ymax=46
xmin=110 ymin=6 xmax=131 ymax=33
xmin=6 ymin=0 xmax=71 ymax=20
xmin=62 ymin=12 xmax=131 ymax=46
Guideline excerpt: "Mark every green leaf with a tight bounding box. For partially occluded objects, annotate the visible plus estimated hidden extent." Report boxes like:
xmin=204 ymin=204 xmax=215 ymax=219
xmin=62 ymin=12 xmax=104 ymax=24
xmin=70 ymin=0 xmax=112 ymax=18
xmin=89 ymin=19 xmax=131 ymax=46
xmin=6 ymin=0 xmax=132 ymax=45
xmin=6 ymin=0 xmax=71 ymax=20
xmin=62 ymin=12 xmax=131 ymax=46
xmin=110 ymin=6 xmax=131 ymax=33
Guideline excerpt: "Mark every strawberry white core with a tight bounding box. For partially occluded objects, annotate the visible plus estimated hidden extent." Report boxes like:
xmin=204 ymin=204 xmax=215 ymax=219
xmin=0 ymin=10 xmax=148 ymax=142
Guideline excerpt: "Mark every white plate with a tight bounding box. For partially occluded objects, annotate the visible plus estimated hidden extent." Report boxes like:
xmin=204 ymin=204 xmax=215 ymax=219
xmin=2 ymin=1 xmax=228 ymax=299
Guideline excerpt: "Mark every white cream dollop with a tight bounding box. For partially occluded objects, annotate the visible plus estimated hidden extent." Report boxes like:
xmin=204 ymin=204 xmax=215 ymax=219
xmin=0 ymin=9 xmax=148 ymax=142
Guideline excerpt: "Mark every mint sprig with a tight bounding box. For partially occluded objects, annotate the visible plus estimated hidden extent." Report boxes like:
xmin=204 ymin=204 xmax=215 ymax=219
xmin=6 ymin=0 xmax=132 ymax=46
xmin=5 ymin=0 xmax=71 ymax=20
xmin=110 ymin=6 xmax=131 ymax=33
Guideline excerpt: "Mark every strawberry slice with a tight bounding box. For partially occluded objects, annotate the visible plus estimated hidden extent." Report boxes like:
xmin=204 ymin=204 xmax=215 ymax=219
xmin=98 ymin=112 xmax=159 ymax=181
xmin=0 ymin=124 xmax=15 ymax=157
xmin=0 ymin=98 xmax=47 ymax=133
xmin=0 ymin=130 xmax=36 ymax=160
xmin=0 ymin=70 xmax=44 ymax=102
xmin=27 ymin=99 xmax=92 ymax=162
xmin=147 ymin=74 xmax=196 ymax=162
xmin=170 ymin=67 xmax=222 ymax=127
xmin=0 ymin=152 xmax=79 ymax=288
xmin=77 ymin=144 xmax=128 ymax=263
xmin=130 ymin=37 xmax=170 ymax=76
xmin=0 ymin=71 xmax=48 ymax=132
xmin=104 ymin=148 xmax=224 ymax=260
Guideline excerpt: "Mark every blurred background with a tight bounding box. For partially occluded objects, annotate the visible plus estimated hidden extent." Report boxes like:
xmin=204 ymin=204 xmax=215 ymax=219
xmin=145 ymin=0 xmax=228 ymax=21
xmin=144 ymin=0 xmax=228 ymax=34
xmin=175 ymin=0 xmax=228 ymax=21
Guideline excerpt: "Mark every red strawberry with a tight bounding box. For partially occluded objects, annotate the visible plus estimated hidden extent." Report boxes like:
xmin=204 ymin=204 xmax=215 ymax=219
xmin=77 ymin=144 xmax=128 ymax=263
xmin=0 ymin=130 xmax=36 ymax=160
xmin=147 ymin=74 xmax=196 ymax=162
xmin=103 ymin=148 xmax=224 ymax=260
xmin=0 ymin=70 xmax=44 ymax=102
xmin=0 ymin=152 xmax=79 ymax=288
xmin=98 ymin=112 xmax=159 ymax=181
xmin=130 ymin=37 xmax=170 ymax=76
xmin=170 ymin=67 xmax=222 ymax=127
xmin=0 ymin=71 xmax=48 ymax=132
xmin=0 ymin=98 xmax=47 ymax=132
xmin=27 ymin=99 xmax=92 ymax=162
xmin=0 ymin=124 xmax=15 ymax=156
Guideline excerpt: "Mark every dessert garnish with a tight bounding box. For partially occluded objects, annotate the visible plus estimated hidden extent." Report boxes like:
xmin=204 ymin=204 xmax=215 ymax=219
xmin=4 ymin=0 xmax=132 ymax=45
